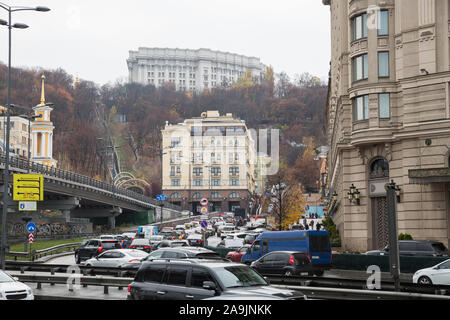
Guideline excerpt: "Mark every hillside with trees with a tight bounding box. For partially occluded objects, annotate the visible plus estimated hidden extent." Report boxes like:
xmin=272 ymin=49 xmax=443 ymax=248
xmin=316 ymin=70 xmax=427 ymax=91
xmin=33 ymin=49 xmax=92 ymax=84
xmin=0 ymin=63 xmax=327 ymax=196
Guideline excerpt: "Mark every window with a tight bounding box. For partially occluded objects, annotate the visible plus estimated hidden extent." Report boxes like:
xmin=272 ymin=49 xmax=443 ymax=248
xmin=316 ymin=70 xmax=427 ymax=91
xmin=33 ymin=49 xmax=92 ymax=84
xmin=194 ymin=179 xmax=203 ymax=186
xmin=351 ymin=13 xmax=367 ymax=41
xmin=191 ymin=268 xmax=216 ymax=288
xmin=211 ymin=179 xmax=221 ymax=186
xmin=352 ymin=95 xmax=369 ymax=121
xmin=192 ymin=192 xmax=204 ymax=199
xmin=379 ymin=93 xmax=390 ymax=119
xmin=165 ymin=268 xmax=188 ymax=286
xmin=143 ymin=265 xmax=166 ymax=283
xmin=170 ymin=193 xmax=181 ymax=199
xmin=229 ymin=167 xmax=239 ymax=175
xmin=211 ymin=192 xmax=222 ymax=199
xmin=230 ymin=179 xmax=239 ymax=186
xmin=211 ymin=167 xmax=221 ymax=175
xmin=378 ymin=10 xmax=389 ymax=36
xmin=378 ymin=52 xmax=389 ymax=77
xmin=171 ymin=179 xmax=180 ymax=186
xmin=229 ymin=192 xmax=240 ymax=198
xmin=352 ymin=54 xmax=368 ymax=81
xmin=193 ymin=167 xmax=203 ymax=176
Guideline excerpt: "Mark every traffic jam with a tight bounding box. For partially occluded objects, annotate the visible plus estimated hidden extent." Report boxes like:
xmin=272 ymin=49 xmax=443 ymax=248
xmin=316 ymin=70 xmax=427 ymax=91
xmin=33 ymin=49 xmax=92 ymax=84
xmin=69 ymin=195 xmax=333 ymax=301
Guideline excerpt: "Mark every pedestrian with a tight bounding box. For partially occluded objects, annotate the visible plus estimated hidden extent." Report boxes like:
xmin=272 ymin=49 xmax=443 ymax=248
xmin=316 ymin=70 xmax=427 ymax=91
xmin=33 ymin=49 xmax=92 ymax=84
xmin=316 ymin=223 xmax=321 ymax=231
xmin=123 ymin=236 xmax=131 ymax=249
xmin=304 ymin=223 xmax=309 ymax=230
xmin=309 ymin=220 xmax=315 ymax=230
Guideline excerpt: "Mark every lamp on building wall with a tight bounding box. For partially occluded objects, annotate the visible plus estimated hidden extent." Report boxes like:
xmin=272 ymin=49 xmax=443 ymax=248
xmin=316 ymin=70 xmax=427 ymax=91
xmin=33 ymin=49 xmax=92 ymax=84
xmin=348 ymin=184 xmax=360 ymax=205
xmin=393 ymin=181 xmax=401 ymax=203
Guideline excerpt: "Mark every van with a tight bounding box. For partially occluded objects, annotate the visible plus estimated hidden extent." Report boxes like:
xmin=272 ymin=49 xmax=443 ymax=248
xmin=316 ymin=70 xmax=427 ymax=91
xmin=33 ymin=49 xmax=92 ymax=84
xmin=137 ymin=226 xmax=158 ymax=238
xmin=241 ymin=230 xmax=332 ymax=276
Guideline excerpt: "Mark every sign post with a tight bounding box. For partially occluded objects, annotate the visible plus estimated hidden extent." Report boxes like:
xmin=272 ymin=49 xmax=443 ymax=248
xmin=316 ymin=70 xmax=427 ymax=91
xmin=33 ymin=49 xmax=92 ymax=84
xmin=385 ymin=180 xmax=401 ymax=292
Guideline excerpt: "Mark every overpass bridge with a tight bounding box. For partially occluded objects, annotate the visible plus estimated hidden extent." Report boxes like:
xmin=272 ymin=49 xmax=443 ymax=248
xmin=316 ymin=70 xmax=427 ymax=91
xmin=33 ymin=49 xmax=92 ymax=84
xmin=0 ymin=154 xmax=181 ymax=227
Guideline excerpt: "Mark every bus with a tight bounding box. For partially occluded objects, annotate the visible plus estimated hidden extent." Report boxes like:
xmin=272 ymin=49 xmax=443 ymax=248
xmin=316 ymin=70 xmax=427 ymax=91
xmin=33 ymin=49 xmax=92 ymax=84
xmin=241 ymin=230 xmax=332 ymax=276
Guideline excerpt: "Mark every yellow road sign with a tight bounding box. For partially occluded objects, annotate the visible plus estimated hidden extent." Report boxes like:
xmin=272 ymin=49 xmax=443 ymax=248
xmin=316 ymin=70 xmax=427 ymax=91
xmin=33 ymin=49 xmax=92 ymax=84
xmin=13 ymin=174 xmax=44 ymax=201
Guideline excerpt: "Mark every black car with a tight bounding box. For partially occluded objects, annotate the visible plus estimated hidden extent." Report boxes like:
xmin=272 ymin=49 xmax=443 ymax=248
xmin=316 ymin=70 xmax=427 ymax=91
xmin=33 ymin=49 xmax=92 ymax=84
xmin=127 ymin=259 xmax=306 ymax=300
xmin=74 ymin=239 xmax=123 ymax=264
xmin=365 ymin=240 xmax=450 ymax=257
xmin=129 ymin=238 xmax=152 ymax=253
xmin=120 ymin=247 xmax=222 ymax=269
xmin=250 ymin=251 xmax=314 ymax=276
xmin=155 ymin=240 xmax=189 ymax=250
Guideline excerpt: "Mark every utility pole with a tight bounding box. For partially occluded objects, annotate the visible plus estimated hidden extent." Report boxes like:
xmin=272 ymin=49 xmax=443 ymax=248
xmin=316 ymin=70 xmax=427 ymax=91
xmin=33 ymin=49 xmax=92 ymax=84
xmin=385 ymin=180 xmax=401 ymax=292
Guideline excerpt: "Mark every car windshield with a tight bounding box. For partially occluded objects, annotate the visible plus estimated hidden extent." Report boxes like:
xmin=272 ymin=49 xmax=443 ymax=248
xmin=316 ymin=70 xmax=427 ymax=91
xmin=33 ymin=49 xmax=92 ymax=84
xmin=0 ymin=272 xmax=13 ymax=283
xmin=432 ymin=243 xmax=449 ymax=253
xmin=102 ymin=241 xmax=121 ymax=249
xmin=132 ymin=239 xmax=149 ymax=245
xmin=149 ymin=236 xmax=163 ymax=241
xmin=215 ymin=266 xmax=268 ymax=288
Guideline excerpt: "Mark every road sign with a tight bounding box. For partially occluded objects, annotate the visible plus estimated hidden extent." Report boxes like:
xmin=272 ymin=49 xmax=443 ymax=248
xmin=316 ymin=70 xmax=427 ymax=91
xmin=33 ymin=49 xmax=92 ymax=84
xmin=19 ymin=201 xmax=37 ymax=212
xmin=156 ymin=194 xmax=167 ymax=201
xmin=200 ymin=206 xmax=208 ymax=214
xmin=13 ymin=174 xmax=44 ymax=201
xmin=26 ymin=222 xmax=36 ymax=233
xmin=200 ymin=197 xmax=208 ymax=206
xmin=201 ymin=220 xmax=208 ymax=229
xmin=28 ymin=233 xmax=34 ymax=244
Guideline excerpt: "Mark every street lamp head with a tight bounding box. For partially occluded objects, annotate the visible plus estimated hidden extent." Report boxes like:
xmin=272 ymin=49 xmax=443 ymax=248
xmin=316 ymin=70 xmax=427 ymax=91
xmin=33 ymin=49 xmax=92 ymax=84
xmin=0 ymin=19 xmax=7 ymax=26
xmin=12 ymin=23 xmax=29 ymax=29
xmin=35 ymin=6 xmax=51 ymax=12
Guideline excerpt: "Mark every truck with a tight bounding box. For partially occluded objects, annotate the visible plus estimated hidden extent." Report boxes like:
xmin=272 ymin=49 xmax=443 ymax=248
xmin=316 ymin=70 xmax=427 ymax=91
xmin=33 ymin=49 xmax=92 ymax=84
xmin=137 ymin=225 xmax=158 ymax=238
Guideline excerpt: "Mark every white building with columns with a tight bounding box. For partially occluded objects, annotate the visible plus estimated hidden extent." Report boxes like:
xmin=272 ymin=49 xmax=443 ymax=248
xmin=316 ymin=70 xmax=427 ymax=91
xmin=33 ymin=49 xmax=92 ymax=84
xmin=31 ymin=75 xmax=57 ymax=168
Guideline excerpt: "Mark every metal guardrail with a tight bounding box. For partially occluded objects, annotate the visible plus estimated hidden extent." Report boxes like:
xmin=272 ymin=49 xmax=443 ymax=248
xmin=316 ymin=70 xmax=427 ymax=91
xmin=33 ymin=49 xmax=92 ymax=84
xmin=272 ymin=285 xmax=450 ymax=300
xmin=0 ymin=153 xmax=181 ymax=211
xmin=7 ymin=243 xmax=80 ymax=261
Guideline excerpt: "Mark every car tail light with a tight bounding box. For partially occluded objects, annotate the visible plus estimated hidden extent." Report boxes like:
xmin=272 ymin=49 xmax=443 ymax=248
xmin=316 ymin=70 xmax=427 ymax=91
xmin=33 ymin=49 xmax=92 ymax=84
xmin=127 ymin=284 xmax=131 ymax=293
xmin=289 ymin=255 xmax=295 ymax=265
xmin=128 ymin=259 xmax=140 ymax=263
xmin=98 ymin=247 xmax=103 ymax=253
xmin=307 ymin=253 xmax=311 ymax=263
xmin=130 ymin=245 xmax=135 ymax=249
xmin=144 ymin=246 xmax=151 ymax=249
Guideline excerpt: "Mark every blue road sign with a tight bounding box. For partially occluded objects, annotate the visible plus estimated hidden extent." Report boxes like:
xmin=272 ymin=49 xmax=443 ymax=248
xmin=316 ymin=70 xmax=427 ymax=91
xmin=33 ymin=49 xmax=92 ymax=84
xmin=156 ymin=195 xmax=167 ymax=201
xmin=26 ymin=222 xmax=36 ymax=233
xmin=201 ymin=220 xmax=207 ymax=229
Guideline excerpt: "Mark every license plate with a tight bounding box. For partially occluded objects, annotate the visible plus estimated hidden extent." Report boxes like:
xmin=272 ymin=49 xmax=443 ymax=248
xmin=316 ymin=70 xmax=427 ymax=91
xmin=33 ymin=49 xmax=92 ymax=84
xmin=312 ymin=256 xmax=319 ymax=259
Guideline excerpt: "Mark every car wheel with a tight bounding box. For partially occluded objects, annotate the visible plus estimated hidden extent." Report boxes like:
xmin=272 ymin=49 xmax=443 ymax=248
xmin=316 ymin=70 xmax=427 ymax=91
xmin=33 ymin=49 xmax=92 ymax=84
xmin=418 ymin=276 xmax=433 ymax=285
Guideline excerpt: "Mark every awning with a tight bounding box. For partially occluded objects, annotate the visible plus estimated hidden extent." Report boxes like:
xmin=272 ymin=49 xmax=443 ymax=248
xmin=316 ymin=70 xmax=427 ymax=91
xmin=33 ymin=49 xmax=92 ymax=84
xmin=409 ymin=167 xmax=450 ymax=184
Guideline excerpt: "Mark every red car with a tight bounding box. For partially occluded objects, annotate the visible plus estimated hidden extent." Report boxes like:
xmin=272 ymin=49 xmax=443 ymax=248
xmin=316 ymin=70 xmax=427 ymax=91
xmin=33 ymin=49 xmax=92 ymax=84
xmin=225 ymin=245 xmax=251 ymax=262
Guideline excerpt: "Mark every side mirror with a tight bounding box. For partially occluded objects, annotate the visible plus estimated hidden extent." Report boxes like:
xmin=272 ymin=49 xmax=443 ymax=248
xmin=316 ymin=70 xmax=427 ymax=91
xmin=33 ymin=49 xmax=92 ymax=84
xmin=263 ymin=276 xmax=270 ymax=285
xmin=13 ymin=277 xmax=19 ymax=281
xmin=203 ymin=281 xmax=217 ymax=291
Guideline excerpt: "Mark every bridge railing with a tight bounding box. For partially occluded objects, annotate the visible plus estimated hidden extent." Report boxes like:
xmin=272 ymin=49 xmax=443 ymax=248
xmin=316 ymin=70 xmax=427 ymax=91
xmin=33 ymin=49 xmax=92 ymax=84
xmin=0 ymin=153 xmax=181 ymax=211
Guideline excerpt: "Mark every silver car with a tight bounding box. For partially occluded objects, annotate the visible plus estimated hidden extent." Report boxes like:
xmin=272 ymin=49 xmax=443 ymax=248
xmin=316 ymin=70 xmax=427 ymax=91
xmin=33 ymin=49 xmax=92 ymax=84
xmin=0 ymin=270 xmax=34 ymax=300
xmin=84 ymin=249 xmax=148 ymax=268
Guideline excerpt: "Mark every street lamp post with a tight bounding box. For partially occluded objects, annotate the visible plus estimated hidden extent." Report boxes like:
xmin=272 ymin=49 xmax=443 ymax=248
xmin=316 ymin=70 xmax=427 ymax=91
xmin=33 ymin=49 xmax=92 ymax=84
xmin=0 ymin=2 xmax=50 ymax=271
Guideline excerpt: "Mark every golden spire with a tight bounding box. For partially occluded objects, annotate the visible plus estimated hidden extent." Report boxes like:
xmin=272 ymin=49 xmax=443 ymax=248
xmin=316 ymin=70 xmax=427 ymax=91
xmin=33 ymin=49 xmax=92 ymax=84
xmin=74 ymin=75 xmax=80 ymax=88
xmin=40 ymin=74 xmax=46 ymax=105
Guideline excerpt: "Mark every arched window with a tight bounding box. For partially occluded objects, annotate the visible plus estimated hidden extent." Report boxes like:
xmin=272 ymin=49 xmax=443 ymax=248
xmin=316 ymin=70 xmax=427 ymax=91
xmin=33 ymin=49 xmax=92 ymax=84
xmin=170 ymin=192 xmax=181 ymax=199
xmin=229 ymin=192 xmax=240 ymax=199
xmin=369 ymin=158 xmax=389 ymax=179
xmin=211 ymin=192 xmax=222 ymax=199
xmin=192 ymin=192 xmax=204 ymax=199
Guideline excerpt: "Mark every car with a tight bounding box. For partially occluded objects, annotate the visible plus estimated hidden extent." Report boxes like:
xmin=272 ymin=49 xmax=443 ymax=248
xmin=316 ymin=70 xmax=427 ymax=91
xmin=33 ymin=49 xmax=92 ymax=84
xmin=413 ymin=259 xmax=450 ymax=285
xmin=241 ymin=230 xmax=332 ymax=276
xmin=159 ymin=230 xmax=179 ymax=240
xmin=187 ymin=234 xmax=204 ymax=247
xmin=225 ymin=245 xmax=252 ymax=262
xmin=244 ymin=233 xmax=258 ymax=244
xmin=160 ymin=227 xmax=174 ymax=233
xmin=175 ymin=225 xmax=186 ymax=232
xmin=0 ymin=270 xmax=34 ymax=300
xmin=154 ymin=240 xmax=189 ymax=250
xmin=224 ymin=233 xmax=247 ymax=248
xmin=250 ymin=251 xmax=314 ymax=277
xmin=120 ymin=247 xmax=222 ymax=269
xmin=127 ymin=259 xmax=306 ymax=300
xmin=365 ymin=240 xmax=450 ymax=257
xmin=129 ymin=238 xmax=152 ymax=253
xmin=218 ymin=225 xmax=236 ymax=239
xmin=74 ymin=239 xmax=123 ymax=264
xmin=148 ymin=235 xmax=164 ymax=250
xmin=181 ymin=210 xmax=191 ymax=217
xmin=99 ymin=234 xmax=117 ymax=240
xmin=121 ymin=232 xmax=136 ymax=239
xmin=84 ymin=249 xmax=149 ymax=268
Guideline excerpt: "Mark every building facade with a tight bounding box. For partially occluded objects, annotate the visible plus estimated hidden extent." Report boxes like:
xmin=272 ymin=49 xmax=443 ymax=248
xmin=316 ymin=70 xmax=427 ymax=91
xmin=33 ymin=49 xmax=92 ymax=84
xmin=324 ymin=0 xmax=450 ymax=251
xmin=161 ymin=111 xmax=257 ymax=214
xmin=0 ymin=114 xmax=31 ymax=158
xmin=127 ymin=47 xmax=267 ymax=92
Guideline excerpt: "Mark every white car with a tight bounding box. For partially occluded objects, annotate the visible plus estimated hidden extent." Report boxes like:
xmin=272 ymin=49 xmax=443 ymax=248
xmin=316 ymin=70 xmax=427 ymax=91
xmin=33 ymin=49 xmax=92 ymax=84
xmin=84 ymin=249 xmax=149 ymax=268
xmin=181 ymin=210 xmax=191 ymax=217
xmin=175 ymin=225 xmax=186 ymax=231
xmin=413 ymin=259 xmax=450 ymax=285
xmin=99 ymin=235 xmax=117 ymax=240
xmin=0 ymin=270 xmax=34 ymax=300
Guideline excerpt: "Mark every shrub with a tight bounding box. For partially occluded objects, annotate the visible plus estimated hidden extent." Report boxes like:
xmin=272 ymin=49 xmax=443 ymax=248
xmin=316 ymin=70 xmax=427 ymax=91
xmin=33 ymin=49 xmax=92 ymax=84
xmin=398 ymin=233 xmax=413 ymax=240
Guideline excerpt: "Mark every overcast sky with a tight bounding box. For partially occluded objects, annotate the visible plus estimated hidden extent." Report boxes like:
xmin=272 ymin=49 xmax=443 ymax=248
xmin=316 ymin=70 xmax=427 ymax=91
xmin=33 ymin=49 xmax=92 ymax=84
xmin=0 ymin=0 xmax=330 ymax=86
